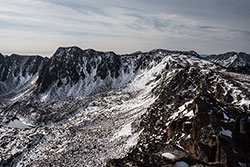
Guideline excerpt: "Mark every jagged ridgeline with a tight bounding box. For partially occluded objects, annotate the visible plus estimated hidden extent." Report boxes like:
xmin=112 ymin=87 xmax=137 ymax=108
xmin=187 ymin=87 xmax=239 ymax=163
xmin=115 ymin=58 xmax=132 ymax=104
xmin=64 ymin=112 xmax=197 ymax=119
xmin=0 ymin=47 xmax=203 ymax=101
xmin=0 ymin=47 xmax=249 ymax=167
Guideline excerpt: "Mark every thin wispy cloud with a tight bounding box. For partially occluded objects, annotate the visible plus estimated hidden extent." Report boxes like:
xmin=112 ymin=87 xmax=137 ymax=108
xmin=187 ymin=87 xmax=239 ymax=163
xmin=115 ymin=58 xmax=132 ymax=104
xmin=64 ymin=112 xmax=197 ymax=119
xmin=0 ymin=0 xmax=249 ymax=56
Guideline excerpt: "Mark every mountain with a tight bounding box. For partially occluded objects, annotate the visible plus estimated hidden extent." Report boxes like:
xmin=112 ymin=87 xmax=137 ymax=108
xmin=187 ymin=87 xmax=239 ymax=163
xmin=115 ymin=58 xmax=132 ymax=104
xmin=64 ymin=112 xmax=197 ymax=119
xmin=206 ymin=52 xmax=250 ymax=75
xmin=0 ymin=47 xmax=249 ymax=167
xmin=0 ymin=53 xmax=48 ymax=99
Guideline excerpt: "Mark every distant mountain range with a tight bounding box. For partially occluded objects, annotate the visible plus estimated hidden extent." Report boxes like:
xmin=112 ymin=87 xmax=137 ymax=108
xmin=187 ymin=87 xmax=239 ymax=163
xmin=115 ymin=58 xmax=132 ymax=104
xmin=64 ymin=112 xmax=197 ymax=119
xmin=205 ymin=52 xmax=250 ymax=75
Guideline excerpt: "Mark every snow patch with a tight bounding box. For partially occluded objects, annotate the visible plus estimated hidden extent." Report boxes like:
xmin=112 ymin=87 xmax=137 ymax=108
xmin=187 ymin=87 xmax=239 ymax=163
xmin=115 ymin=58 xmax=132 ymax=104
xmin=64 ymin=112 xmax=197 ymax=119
xmin=40 ymin=89 xmax=51 ymax=102
xmin=175 ymin=161 xmax=189 ymax=167
xmin=3 ymin=119 xmax=32 ymax=129
xmin=239 ymin=99 xmax=250 ymax=108
xmin=10 ymin=88 xmax=31 ymax=101
xmin=126 ymin=129 xmax=143 ymax=148
xmin=221 ymin=127 xmax=232 ymax=138
xmin=183 ymin=110 xmax=194 ymax=117
xmin=162 ymin=152 xmax=175 ymax=160
xmin=169 ymin=100 xmax=193 ymax=120
xmin=113 ymin=122 xmax=132 ymax=140
xmin=239 ymin=162 xmax=247 ymax=167
xmin=223 ymin=112 xmax=229 ymax=120
xmin=186 ymin=134 xmax=191 ymax=139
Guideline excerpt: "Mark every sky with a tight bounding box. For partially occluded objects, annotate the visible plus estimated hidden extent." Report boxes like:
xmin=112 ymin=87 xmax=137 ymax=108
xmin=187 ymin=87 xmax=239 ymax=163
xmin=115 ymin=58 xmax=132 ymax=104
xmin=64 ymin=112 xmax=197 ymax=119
xmin=0 ymin=0 xmax=250 ymax=57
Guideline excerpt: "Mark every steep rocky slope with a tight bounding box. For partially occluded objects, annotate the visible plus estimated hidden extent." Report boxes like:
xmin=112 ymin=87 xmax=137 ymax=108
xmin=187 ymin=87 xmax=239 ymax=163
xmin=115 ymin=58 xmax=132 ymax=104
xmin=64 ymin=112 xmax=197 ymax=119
xmin=0 ymin=48 xmax=249 ymax=167
xmin=0 ymin=54 xmax=48 ymax=100
xmin=107 ymin=68 xmax=250 ymax=167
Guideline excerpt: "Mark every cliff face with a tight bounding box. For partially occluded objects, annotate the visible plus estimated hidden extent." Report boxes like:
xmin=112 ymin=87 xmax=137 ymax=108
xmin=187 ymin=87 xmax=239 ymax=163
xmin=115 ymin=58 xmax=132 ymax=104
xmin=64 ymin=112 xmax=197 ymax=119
xmin=0 ymin=47 xmax=249 ymax=167
xmin=0 ymin=54 xmax=48 ymax=99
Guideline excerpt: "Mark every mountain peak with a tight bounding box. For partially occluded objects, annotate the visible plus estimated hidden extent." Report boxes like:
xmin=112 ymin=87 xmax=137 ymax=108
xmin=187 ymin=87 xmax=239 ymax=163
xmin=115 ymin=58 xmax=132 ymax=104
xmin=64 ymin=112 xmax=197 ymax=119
xmin=53 ymin=46 xmax=84 ymax=57
xmin=1 ymin=47 xmax=250 ymax=167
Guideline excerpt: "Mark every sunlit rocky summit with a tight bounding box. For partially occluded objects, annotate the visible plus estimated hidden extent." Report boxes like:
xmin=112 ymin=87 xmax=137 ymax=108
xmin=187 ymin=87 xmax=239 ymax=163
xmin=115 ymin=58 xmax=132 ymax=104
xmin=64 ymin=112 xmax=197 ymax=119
xmin=0 ymin=47 xmax=249 ymax=167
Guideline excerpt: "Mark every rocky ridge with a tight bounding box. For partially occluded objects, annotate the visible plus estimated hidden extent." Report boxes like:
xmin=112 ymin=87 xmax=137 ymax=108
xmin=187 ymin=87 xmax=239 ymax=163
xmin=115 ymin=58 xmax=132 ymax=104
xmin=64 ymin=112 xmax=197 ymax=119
xmin=206 ymin=52 xmax=250 ymax=75
xmin=0 ymin=47 xmax=249 ymax=167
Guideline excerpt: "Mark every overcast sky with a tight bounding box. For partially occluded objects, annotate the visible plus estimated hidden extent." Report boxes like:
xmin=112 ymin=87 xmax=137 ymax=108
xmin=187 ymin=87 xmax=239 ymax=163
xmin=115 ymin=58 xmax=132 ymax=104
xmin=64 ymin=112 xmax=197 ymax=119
xmin=0 ymin=0 xmax=250 ymax=56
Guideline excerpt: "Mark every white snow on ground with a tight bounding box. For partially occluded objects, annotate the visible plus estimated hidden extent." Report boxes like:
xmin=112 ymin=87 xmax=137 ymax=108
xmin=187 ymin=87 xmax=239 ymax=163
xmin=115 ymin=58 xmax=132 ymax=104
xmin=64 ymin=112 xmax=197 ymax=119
xmin=31 ymin=76 xmax=39 ymax=85
xmin=8 ymin=73 xmax=37 ymax=93
xmin=169 ymin=100 xmax=193 ymax=120
xmin=13 ymin=55 xmax=173 ymax=167
xmin=213 ymin=54 xmax=238 ymax=68
xmin=126 ymin=129 xmax=144 ymax=148
xmin=212 ymin=73 xmax=250 ymax=110
xmin=175 ymin=161 xmax=189 ymax=167
xmin=183 ymin=110 xmax=194 ymax=117
xmin=162 ymin=152 xmax=175 ymax=160
xmin=56 ymin=140 xmax=70 ymax=153
xmin=27 ymin=52 xmax=220 ymax=102
xmin=14 ymin=74 xmax=32 ymax=90
xmin=4 ymin=119 xmax=31 ymax=129
xmin=224 ymin=80 xmax=250 ymax=109
xmin=179 ymin=54 xmax=217 ymax=69
xmin=8 ymin=74 xmax=39 ymax=101
xmin=39 ymin=56 xmax=137 ymax=101
xmin=223 ymin=81 xmax=241 ymax=103
xmin=221 ymin=127 xmax=232 ymax=138
xmin=223 ymin=112 xmax=229 ymax=120
xmin=128 ymin=56 xmax=169 ymax=91
xmin=186 ymin=134 xmax=191 ymax=139
xmin=10 ymin=87 xmax=32 ymax=101
xmin=4 ymin=52 xmax=246 ymax=166
xmin=40 ymin=89 xmax=51 ymax=102
xmin=239 ymin=99 xmax=250 ymax=108
xmin=112 ymin=122 xmax=132 ymax=140
xmin=239 ymin=162 xmax=247 ymax=167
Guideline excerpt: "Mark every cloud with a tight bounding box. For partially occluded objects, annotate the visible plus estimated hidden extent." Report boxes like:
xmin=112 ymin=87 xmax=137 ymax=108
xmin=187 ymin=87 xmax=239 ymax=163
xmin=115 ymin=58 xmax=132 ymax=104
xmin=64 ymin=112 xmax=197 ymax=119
xmin=0 ymin=0 xmax=249 ymax=56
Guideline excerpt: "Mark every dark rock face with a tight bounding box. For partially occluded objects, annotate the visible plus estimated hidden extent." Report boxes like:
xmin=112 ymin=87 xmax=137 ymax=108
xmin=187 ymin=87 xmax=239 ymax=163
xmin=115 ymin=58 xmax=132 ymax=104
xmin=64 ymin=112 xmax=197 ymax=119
xmin=0 ymin=54 xmax=48 ymax=98
xmin=36 ymin=47 xmax=126 ymax=94
xmin=0 ymin=54 xmax=47 ymax=81
xmin=37 ymin=47 xmax=89 ymax=93
xmin=35 ymin=47 xmax=136 ymax=98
